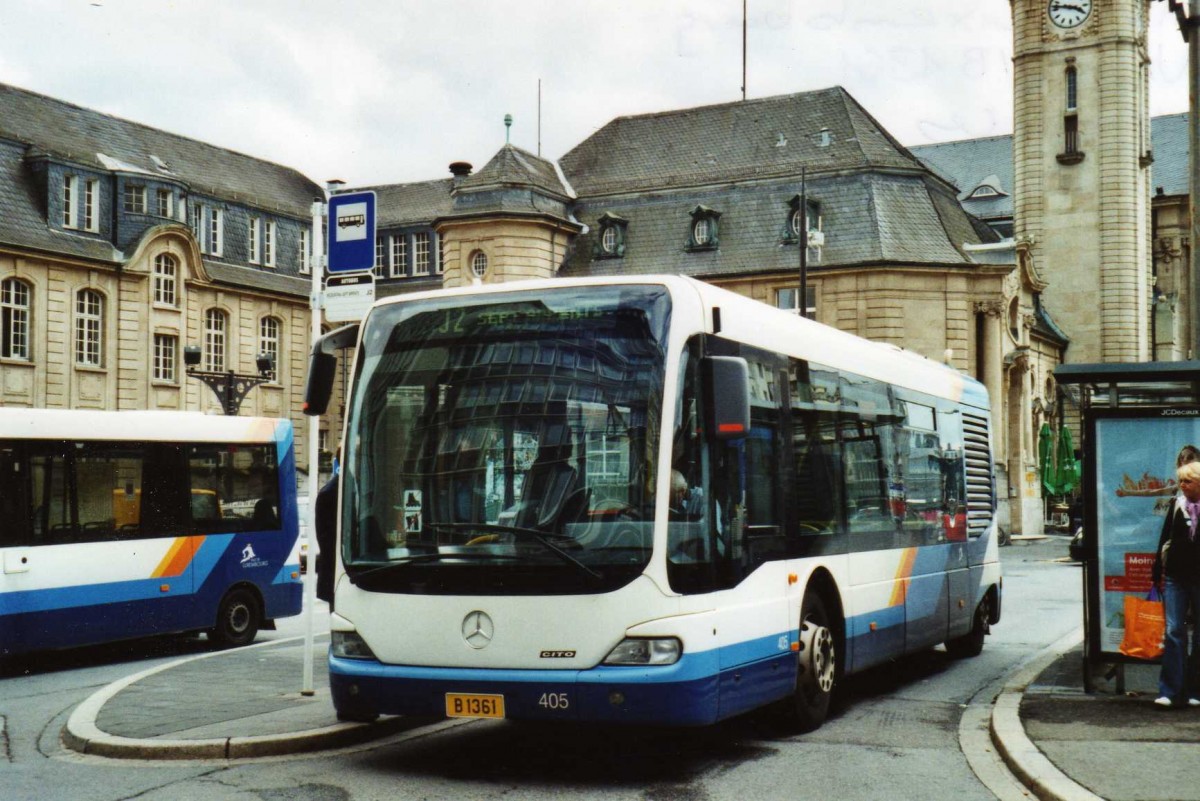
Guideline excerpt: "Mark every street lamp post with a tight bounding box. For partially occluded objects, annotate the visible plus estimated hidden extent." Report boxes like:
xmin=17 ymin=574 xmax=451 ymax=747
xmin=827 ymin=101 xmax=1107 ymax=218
xmin=182 ymin=346 xmax=275 ymax=415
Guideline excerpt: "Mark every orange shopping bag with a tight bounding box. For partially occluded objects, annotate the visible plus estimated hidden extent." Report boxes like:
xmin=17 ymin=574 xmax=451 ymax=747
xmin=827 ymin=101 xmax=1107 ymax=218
xmin=1119 ymin=590 xmax=1165 ymax=660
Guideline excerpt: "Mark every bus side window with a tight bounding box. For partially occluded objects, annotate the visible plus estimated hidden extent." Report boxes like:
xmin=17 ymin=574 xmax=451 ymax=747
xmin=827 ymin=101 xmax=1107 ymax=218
xmin=31 ymin=447 xmax=70 ymax=545
xmin=187 ymin=443 xmax=280 ymax=533
xmin=837 ymin=372 xmax=899 ymax=553
xmin=0 ymin=445 xmax=29 ymax=547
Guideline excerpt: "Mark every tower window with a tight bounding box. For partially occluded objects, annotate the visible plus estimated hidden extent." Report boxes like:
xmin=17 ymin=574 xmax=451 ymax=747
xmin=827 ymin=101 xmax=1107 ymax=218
xmin=1064 ymin=115 xmax=1080 ymax=156
xmin=1057 ymin=63 xmax=1084 ymax=164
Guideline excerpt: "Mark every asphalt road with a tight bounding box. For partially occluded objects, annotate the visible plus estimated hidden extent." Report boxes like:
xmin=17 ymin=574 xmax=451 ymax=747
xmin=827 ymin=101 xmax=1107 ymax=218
xmin=1 ymin=537 xmax=1078 ymax=801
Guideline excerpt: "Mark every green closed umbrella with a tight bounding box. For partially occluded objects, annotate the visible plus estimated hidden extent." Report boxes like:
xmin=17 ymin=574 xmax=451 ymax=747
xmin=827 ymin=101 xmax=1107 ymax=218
xmin=1056 ymin=426 xmax=1080 ymax=495
xmin=1039 ymin=423 xmax=1057 ymax=495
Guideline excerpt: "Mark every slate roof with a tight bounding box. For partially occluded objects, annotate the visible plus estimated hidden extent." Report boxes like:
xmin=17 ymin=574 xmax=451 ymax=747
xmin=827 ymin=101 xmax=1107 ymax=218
xmin=350 ymin=178 xmax=455 ymax=228
xmin=561 ymin=171 xmax=997 ymax=280
xmin=0 ymin=139 xmax=119 ymax=263
xmin=0 ymin=83 xmax=319 ymax=219
xmin=909 ymin=113 xmax=1191 ymax=219
xmin=560 ymin=87 xmax=930 ymax=196
xmin=1149 ymin=112 xmax=1187 ymax=196
xmin=460 ymin=145 xmax=573 ymax=199
xmin=909 ymin=135 xmax=1014 ymax=222
xmin=559 ymin=87 xmax=999 ymax=279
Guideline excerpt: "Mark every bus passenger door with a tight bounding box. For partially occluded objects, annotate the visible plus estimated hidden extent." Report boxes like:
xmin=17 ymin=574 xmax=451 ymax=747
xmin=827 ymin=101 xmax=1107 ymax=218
xmin=711 ymin=381 xmax=793 ymax=718
xmin=895 ymin=410 xmax=954 ymax=653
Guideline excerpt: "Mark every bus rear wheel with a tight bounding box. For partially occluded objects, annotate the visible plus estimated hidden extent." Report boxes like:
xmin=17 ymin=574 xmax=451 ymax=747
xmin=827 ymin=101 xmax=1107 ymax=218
xmin=210 ymin=588 xmax=260 ymax=648
xmin=781 ymin=592 xmax=837 ymax=732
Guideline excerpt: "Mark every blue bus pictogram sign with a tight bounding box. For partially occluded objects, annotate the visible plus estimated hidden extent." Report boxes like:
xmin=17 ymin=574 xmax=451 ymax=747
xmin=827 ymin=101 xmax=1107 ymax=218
xmin=327 ymin=191 xmax=376 ymax=273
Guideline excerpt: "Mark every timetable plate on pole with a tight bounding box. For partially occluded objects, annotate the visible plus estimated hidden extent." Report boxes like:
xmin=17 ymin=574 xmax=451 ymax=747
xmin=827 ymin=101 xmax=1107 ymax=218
xmin=323 ymin=272 xmax=375 ymax=323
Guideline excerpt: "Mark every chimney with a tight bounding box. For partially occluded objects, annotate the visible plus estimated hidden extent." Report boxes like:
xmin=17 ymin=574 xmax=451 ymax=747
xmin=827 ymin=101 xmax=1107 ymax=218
xmin=449 ymin=161 xmax=473 ymax=186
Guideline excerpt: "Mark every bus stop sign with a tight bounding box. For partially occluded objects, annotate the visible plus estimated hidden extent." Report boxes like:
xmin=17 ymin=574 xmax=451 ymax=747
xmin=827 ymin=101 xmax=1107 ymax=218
xmin=327 ymin=191 xmax=376 ymax=273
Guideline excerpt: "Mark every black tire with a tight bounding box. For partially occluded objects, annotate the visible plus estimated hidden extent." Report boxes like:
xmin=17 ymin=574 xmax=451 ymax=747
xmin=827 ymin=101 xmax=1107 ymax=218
xmin=209 ymin=588 xmax=260 ymax=648
xmin=946 ymin=595 xmax=989 ymax=659
xmin=336 ymin=710 xmax=380 ymax=723
xmin=780 ymin=592 xmax=838 ymax=732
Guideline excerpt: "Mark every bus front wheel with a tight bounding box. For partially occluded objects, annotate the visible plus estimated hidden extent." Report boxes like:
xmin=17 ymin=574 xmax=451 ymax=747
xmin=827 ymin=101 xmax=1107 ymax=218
xmin=210 ymin=588 xmax=261 ymax=648
xmin=781 ymin=592 xmax=837 ymax=732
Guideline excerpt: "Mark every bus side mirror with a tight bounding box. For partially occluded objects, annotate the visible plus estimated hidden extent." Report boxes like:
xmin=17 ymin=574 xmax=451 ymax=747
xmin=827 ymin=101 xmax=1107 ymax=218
xmin=703 ymin=356 xmax=750 ymax=440
xmin=303 ymin=323 xmax=359 ymax=416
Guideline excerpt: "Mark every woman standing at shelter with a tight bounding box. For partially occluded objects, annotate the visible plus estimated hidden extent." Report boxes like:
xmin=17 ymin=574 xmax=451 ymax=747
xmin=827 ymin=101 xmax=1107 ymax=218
xmin=1151 ymin=459 xmax=1200 ymax=708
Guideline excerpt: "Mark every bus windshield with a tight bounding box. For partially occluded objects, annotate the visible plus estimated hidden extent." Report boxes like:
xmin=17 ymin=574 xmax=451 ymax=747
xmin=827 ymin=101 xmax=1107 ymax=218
xmin=343 ymin=285 xmax=671 ymax=595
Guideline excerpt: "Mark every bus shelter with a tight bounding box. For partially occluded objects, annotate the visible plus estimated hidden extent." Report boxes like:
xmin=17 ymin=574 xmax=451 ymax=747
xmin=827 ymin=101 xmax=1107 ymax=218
xmin=1054 ymin=361 xmax=1200 ymax=690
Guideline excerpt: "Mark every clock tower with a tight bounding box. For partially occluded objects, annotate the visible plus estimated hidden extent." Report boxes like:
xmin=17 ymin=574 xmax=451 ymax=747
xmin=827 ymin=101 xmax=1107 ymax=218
xmin=1011 ymin=0 xmax=1152 ymax=363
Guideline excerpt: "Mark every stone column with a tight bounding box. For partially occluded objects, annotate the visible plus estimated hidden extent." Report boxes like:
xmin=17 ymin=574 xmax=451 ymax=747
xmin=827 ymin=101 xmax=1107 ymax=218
xmin=976 ymin=301 xmax=1006 ymax=463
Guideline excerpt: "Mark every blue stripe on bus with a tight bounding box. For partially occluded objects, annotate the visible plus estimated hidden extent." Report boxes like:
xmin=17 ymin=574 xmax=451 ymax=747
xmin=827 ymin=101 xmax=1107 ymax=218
xmin=273 ymin=564 xmax=300 ymax=584
xmin=190 ymin=534 xmax=235 ymax=586
xmin=4 ymin=575 xmax=199 ymax=614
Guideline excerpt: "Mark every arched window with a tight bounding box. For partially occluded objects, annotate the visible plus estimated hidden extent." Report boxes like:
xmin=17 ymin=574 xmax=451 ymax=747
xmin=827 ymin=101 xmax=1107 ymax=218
xmin=259 ymin=316 xmax=280 ymax=382
xmin=1 ymin=277 xmax=31 ymax=361
xmin=1066 ymin=66 xmax=1078 ymax=112
xmin=153 ymin=254 xmax=178 ymax=306
xmin=204 ymin=308 xmax=227 ymax=372
xmin=75 ymin=288 xmax=104 ymax=367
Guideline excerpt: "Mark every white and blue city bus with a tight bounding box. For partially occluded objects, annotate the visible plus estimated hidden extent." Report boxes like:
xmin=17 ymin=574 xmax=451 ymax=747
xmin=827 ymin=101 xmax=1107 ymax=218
xmin=305 ymin=276 xmax=1000 ymax=730
xmin=0 ymin=410 xmax=303 ymax=656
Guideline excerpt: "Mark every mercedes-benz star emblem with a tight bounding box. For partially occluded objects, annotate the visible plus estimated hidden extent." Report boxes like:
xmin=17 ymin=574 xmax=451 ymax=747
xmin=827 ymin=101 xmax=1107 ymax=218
xmin=462 ymin=611 xmax=494 ymax=649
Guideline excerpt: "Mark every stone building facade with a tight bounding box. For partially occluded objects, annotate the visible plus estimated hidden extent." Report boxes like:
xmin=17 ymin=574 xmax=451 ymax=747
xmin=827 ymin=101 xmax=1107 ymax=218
xmin=0 ymin=83 xmax=340 ymax=467
xmin=357 ymin=87 xmax=1054 ymax=534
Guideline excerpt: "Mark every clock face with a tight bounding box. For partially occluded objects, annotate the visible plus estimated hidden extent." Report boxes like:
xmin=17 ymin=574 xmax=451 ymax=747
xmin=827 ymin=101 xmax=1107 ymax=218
xmin=1048 ymin=0 xmax=1092 ymax=29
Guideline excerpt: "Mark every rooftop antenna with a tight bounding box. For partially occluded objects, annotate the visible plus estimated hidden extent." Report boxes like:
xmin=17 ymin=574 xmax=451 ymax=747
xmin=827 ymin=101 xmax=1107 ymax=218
xmin=538 ymin=79 xmax=542 ymax=157
xmin=741 ymin=0 xmax=747 ymax=101
xmin=504 ymin=114 xmax=512 ymax=144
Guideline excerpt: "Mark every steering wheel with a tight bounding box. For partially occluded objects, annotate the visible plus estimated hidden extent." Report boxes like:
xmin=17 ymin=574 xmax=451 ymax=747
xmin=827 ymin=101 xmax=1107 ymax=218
xmin=593 ymin=501 xmax=641 ymax=521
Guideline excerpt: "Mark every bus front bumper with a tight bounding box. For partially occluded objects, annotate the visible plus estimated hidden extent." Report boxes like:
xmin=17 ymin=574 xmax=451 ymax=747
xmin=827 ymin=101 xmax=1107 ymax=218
xmin=329 ymin=652 xmax=722 ymax=726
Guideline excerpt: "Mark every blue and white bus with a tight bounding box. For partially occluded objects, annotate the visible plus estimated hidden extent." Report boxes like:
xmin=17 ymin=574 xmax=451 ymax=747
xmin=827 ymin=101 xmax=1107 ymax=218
xmin=305 ymin=276 xmax=1000 ymax=730
xmin=0 ymin=410 xmax=303 ymax=656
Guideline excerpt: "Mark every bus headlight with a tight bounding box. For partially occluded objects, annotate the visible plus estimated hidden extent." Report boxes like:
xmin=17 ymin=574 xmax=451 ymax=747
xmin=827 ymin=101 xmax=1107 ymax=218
xmin=331 ymin=631 xmax=377 ymax=660
xmin=602 ymin=637 xmax=682 ymax=666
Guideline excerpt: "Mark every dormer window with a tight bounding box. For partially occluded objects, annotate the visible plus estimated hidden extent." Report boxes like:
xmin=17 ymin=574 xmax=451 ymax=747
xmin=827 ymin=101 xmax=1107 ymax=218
xmin=686 ymin=205 xmax=720 ymax=251
xmin=123 ymin=184 xmax=146 ymax=214
xmin=969 ymin=185 xmax=1000 ymax=199
xmin=156 ymin=188 xmax=173 ymax=218
xmin=594 ymin=212 xmax=628 ymax=259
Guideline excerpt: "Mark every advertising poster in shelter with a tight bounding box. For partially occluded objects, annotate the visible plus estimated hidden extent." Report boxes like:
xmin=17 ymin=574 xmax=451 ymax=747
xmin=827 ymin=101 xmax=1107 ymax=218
xmin=1094 ymin=414 xmax=1200 ymax=653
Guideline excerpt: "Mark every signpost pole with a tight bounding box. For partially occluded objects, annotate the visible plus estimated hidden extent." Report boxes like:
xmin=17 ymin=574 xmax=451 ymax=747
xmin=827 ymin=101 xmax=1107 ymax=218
xmin=301 ymin=195 xmax=325 ymax=696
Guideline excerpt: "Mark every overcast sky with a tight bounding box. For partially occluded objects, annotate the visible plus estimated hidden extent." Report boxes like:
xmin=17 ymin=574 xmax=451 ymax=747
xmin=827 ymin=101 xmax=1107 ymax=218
xmin=0 ymin=1 xmax=1191 ymax=188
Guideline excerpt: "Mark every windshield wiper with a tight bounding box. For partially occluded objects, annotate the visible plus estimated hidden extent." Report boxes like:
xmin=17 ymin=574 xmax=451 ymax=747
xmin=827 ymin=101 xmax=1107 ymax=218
xmin=427 ymin=523 xmax=604 ymax=582
xmin=350 ymin=550 xmax=519 ymax=582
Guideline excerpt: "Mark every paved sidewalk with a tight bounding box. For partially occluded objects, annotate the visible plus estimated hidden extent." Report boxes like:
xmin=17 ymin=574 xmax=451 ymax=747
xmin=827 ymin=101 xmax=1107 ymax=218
xmin=1007 ymin=644 xmax=1200 ymax=801
xmin=63 ymin=635 xmax=423 ymax=759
